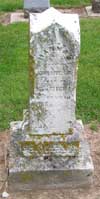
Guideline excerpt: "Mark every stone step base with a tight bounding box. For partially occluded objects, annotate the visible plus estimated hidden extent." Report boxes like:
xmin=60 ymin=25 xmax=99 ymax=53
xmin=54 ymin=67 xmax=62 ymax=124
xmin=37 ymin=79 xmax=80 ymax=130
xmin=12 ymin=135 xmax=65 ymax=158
xmin=8 ymin=141 xmax=94 ymax=191
xmin=8 ymin=169 xmax=93 ymax=192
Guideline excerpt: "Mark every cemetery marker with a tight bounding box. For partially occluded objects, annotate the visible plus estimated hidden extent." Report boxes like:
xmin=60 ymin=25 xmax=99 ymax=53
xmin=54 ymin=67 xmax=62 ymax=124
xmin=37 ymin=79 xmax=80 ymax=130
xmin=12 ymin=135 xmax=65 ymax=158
xmin=9 ymin=8 xmax=94 ymax=191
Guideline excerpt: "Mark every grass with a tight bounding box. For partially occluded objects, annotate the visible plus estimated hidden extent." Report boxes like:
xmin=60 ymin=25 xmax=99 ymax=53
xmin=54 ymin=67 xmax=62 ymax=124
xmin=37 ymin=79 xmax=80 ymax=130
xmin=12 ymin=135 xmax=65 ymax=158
xmin=0 ymin=18 xmax=100 ymax=131
xmin=0 ymin=0 xmax=91 ymax=12
xmin=51 ymin=0 xmax=91 ymax=7
xmin=0 ymin=23 xmax=29 ymax=130
xmin=77 ymin=18 xmax=100 ymax=123
xmin=0 ymin=0 xmax=23 ymax=12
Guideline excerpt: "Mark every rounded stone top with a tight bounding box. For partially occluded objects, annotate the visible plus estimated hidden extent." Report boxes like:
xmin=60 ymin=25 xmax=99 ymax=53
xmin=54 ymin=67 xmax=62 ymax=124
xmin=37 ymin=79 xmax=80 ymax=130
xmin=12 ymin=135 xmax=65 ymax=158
xmin=30 ymin=7 xmax=80 ymax=44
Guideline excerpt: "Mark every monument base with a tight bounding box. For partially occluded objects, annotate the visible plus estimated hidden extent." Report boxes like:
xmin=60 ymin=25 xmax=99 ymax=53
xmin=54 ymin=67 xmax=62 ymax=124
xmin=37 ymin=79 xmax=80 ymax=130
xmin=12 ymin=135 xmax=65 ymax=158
xmin=24 ymin=0 xmax=50 ymax=17
xmin=92 ymin=0 xmax=100 ymax=13
xmin=24 ymin=8 xmax=48 ymax=18
xmin=8 ymin=141 xmax=94 ymax=191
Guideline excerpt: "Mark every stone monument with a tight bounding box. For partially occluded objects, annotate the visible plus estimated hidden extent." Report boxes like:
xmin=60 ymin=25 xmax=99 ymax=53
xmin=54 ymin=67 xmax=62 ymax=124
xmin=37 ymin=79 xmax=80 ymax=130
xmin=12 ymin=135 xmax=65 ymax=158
xmin=24 ymin=0 xmax=50 ymax=17
xmin=8 ymin=8 xmax=94 ymax=191
xmin=92 ymin=0 xmax=100 ymax=13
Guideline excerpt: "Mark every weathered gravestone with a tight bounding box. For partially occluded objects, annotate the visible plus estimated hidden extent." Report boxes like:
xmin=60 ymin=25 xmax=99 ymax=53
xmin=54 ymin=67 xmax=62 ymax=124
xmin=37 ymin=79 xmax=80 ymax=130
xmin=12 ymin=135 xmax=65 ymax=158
xmin=8 ymin=8 xmax=94 ymax=191
xmin=24 ymin=0 xmax=50 ymax=17
xmin=92 ymin=0 xmax=100 ymax=13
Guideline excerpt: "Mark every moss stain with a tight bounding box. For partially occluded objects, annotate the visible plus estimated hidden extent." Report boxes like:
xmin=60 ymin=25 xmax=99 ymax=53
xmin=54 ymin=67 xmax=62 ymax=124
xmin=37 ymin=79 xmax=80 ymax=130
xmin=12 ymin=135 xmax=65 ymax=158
xmin=19 ymin=140 xmax=80 ymax=156
xmin=29 ymin=53 xmax=35 ymax=96
xmin=21 ymin=173 xmax=33 ymax=182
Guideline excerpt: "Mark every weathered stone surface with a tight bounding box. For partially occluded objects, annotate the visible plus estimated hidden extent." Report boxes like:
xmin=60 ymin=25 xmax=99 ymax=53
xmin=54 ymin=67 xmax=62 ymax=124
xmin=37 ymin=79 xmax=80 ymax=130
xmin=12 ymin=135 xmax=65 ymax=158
xmin=29 ymin=10 xmax=80 ymax=134
xmin=9 ymin=8 xmax=94 ymax=190
xmin=10 ymin=13 xmax=28 ymax=24
xmin=24 ymin=0 xmax=50 ymax=12
xmin=9 ymin=119 xmax=83 ymax=160
xmin=8 ymin=141 xmax=93 ymax=191
xmin=92 ymin=0 xmax=100 ymax=13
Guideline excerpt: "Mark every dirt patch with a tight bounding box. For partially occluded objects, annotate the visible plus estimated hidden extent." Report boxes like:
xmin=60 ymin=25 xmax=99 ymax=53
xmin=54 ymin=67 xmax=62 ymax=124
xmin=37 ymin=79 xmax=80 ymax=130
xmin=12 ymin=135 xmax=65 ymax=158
xmin=0 ymin=126 xmax=100 ymax=198
xmin=0 ymin=13 xmax=10 ymax=25
xmin=57 ymin=7 xmax=87 ymax=17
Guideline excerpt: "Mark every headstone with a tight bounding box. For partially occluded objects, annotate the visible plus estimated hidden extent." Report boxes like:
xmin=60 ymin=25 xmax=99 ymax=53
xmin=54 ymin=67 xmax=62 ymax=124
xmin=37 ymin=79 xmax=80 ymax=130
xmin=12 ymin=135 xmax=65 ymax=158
xmin=92 ymin=0 xmax=100 ymax=13
xmin=8 ymin=8 xmax=94 ymax=191
xmin=24 ymin=0 xmax=50 ymax=17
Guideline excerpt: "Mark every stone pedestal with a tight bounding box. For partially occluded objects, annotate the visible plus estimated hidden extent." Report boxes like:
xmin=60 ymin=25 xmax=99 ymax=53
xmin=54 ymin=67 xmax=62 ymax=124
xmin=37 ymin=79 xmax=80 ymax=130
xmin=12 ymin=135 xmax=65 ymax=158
xmin=92 ymin=0 xmax=100 ymax=13
xmin=24 ymin=0 xmax=50 ymax=17
xmin=8 ymin=8 xmax=94 ymax=191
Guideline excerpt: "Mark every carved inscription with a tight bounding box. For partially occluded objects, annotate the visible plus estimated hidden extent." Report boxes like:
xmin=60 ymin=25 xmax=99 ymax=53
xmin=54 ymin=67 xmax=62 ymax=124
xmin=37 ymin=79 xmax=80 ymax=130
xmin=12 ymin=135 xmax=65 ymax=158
xmin=30 ymin=23 xmax=77 ymax=133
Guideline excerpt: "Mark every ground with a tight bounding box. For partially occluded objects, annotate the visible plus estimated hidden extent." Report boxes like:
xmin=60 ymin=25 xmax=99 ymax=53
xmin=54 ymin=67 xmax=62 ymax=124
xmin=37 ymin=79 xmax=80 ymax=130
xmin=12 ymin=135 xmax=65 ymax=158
xmin=0 ymin=125 xmax=100 ymax=199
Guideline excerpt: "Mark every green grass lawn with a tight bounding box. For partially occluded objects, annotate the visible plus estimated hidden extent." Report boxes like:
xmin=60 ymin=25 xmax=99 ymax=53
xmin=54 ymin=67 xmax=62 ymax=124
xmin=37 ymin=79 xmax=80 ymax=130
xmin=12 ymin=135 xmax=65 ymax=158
xmin=0 ymin=18 xmax=100 ymax=131
xmin=0 ymin=0 xmax=91 ymax=12
xmin=77 ymin=18 xmax=100 ymax=123
xmin=0 ymin=23 xmax=29 ymax=130
xmin=0 ymin=0 xmax=23 ymax=12
xmin=51 ymin=0 xmax=91 ymax=7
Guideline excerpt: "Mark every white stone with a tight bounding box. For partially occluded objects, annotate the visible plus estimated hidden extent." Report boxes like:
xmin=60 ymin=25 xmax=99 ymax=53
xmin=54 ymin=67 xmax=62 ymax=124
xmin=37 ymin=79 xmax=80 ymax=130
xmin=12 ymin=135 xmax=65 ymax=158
xmin=30 ymin=8 xmax=80 ymax=46
xmin=86 ymin=6 xmax=100 ymax=16
xmin=29 ymin=8 xmax=80 ymax=133
xmin=2 ymin=192 xmax=9 ymax=198
xmin=10 ymin=13 xmax=28 ymax=24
